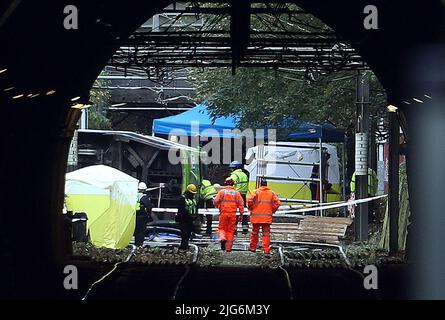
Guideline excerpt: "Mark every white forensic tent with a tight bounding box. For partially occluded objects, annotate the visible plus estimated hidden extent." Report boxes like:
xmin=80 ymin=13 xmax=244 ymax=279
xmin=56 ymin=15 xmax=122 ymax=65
xmin=65 ymin=165 xmax=139 ymax=249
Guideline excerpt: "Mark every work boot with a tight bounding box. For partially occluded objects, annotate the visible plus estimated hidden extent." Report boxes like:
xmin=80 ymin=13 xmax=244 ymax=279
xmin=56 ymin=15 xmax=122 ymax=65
xmin=220 ymin=240 xmax=226 ymax=251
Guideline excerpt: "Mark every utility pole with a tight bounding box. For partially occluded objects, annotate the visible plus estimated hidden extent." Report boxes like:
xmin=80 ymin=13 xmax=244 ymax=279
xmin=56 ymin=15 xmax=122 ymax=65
xmin=355 ymin=71 xmax=370 ymax=241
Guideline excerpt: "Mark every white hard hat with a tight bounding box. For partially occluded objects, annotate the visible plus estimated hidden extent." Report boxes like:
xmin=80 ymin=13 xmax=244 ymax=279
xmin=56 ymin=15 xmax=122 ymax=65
xmin=138 ymin=182 xmax=147 ymax=190
xmin=213 ymin=183 xmax=221 ymax=189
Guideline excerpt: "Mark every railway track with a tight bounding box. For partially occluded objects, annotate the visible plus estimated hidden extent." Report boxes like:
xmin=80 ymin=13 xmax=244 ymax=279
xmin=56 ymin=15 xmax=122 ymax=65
xmin=77 ymin=239 xmax=381 ymax=300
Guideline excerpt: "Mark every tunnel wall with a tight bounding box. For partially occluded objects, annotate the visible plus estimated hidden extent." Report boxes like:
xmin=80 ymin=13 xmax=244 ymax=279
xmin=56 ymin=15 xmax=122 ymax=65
xmin=0 ymin=0 xmax=444 ymax=298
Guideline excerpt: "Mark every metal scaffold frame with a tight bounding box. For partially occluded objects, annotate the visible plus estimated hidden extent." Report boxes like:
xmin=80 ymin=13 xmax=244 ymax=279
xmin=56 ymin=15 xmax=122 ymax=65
xmin=107 ymin=0 xmax=367 ymax=78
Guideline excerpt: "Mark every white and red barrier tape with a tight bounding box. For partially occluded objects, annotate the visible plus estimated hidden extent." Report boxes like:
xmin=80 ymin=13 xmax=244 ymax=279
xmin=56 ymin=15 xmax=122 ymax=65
xmin=152 ymin=194 xmax=387 ymax=217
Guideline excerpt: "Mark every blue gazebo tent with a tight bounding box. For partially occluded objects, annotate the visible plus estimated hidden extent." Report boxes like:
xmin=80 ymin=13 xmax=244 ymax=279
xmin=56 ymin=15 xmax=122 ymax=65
xmin=152 ymin=103 xmax=239 ymax=138
xmin=153 ymin=104 xmax=345 ymax=142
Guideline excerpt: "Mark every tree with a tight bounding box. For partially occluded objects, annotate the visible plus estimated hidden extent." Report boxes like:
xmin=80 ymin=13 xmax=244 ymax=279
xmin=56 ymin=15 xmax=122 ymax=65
xmin=190 ymin=68 xmax=386 ymax=137
xmin=88 ymin=75 xmax=112 ymax=130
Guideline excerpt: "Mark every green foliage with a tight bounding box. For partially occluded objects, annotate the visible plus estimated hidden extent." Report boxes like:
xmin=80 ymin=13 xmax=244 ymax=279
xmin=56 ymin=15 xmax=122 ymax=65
xmin=88 ymin=76 xmax=112 ymax=130
xmin=190 ymin=68 xmax=386 ymax=137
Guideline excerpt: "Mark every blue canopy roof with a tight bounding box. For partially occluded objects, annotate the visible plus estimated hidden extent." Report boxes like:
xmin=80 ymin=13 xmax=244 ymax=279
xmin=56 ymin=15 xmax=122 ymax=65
xmin=287 ymin=122 xmax=345 ymax=143
xmin=152 ymin=103 xmax=239 ymax=138
xmin=153 ymin=103 xmax=345 ymax=142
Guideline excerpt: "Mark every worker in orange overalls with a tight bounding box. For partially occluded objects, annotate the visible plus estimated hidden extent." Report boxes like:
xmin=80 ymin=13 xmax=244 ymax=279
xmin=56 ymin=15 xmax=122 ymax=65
xmin=247 ymin=178 xmax=281 ymax=255
xmin=213 ymin=177 xmax=244 ymax=252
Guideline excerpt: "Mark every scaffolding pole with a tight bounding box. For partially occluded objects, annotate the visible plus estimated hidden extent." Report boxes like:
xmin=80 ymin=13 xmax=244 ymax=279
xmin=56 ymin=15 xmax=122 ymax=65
xmin=342 ymin=137 xmax=347 ymax=216
xmin=319 ymin=137 xmax=324 ymax=216
xmin=389 ymin=111 xmax=400 ymax=254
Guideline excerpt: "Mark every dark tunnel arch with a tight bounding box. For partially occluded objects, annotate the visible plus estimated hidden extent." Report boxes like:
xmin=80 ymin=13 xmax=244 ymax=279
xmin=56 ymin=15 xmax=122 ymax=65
xmin=0 ymin=0 xmax=444 ymax=298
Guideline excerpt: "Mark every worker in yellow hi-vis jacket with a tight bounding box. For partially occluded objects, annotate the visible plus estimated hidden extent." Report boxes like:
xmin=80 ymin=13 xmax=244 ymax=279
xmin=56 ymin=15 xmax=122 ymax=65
xmin=229 ymin=161 xmax=249 ymax=234
xmin=350 ymin=168 xmax=378 ymax=222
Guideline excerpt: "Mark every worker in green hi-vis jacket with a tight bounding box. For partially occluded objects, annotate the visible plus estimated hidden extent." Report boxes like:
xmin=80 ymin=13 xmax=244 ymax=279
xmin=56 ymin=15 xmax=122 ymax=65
xmin=350 ymin=167 xmax=379 ymax=222
xmin=229 ymin=161 xmax=249 ymax=234
xmin=200 ymin=179 xmax=218 ymax=235
xmin=176 ymin=184 xmax=200 ymax=250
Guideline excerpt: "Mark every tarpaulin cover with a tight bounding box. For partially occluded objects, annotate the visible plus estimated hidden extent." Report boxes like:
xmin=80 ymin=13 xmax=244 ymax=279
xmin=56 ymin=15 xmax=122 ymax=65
xmin=65 ymin=165 xmax=138 ymax=249
xmin=245 ymin=142 xmax=341 ymax=202
xmin=287 ymin=122 xmax=345 ymax=143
